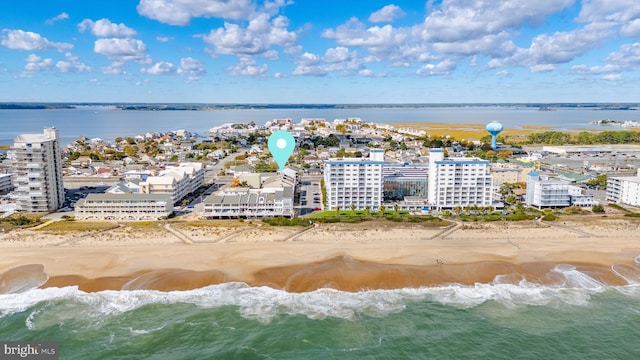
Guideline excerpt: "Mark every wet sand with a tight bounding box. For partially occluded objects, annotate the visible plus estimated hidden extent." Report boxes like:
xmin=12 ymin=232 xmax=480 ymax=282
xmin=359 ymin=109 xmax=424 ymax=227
xmin=1 ymin=219 xmax=639 ymax=293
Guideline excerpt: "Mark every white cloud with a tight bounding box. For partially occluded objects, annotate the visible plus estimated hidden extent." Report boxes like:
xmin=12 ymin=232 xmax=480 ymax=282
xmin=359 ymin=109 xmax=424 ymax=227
xmin=202 ymin=13 xmax=297 ymax=57
xmin=297 ymin=52 xmax=321 ymax=66
xmin=369 ymin=5 xmax=405 ymax=23
xmin=489 ymin=22 xmax=615 ymax=69
xmin=177 ymin=57 xmax=206 ymax=81
xmin=94 ymin=38 xmax=149 ymax=63
xmin=227 ymin=57 xmax=268 ymax=76
xmin=576 ymin=0 xmax=640 ymax=23
xmin=141 ymin=61 xmax=176 ymax=75
xmin=292 ymin=65 xmax=327 ymax=77
xmin=56 ymin=52 xmax=91 ymax=73
xmin=571 ymin=64 xmax=621 ymax=75
xmin=101 ymin=62 xmax=127 ymax=75
xmin=79 ymin=18 xmax=136 ymax=38
xmin=322 ymin=18 xmax=409 ymax=56
xmin=46 ymin=12 xmax=69 ymax=25
xmin=262 ymin=50 xmax=279 ymax=60
xmin=529 ymin=64 xmax=556 ymax=73
xmin=156 ymin=36 xmax=173 ymax=42
xmin=323 ymin=47 xmax=353 ymax=63
xmin=416 ymin=59 xmax=456 ymax=76
xmin=603 ymin=42 xmax=640 ymax=69
xmin=137 ymin=0 xmax=253 ymax=25
xmin=420 ymin=0 xmax=575 ymax=43
xmin=432 ymin=32 xmax=515 ymax=57
xmin=621 ymin=18 xmax=640 ymax=37
xmin=1 ymin=29 xmax=73 ymax=51
xmin=602 ymin=74 xmax=622 ymax=81
xmin=21 ymin=54 xmax=53 ymax=77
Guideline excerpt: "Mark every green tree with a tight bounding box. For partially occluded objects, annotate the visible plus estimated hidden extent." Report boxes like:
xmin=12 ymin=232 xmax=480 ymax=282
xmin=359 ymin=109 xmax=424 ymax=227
xmin=379 ymin=205 xmax=386 ymax=215
xmin=350 ymin=204 xmax=356 ymax=214
xmin=586 ymin=175 xmax=607 ymax=190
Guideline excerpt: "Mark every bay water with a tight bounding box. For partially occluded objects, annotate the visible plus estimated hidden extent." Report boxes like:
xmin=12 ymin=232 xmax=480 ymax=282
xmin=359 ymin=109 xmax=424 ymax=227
xmin=1 ymin=106 xmax=639 ymax=146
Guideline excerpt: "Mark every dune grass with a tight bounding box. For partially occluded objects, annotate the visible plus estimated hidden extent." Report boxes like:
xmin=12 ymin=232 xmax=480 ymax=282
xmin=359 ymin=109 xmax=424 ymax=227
xmin=36 ymin=220 xmax=120 ymax=233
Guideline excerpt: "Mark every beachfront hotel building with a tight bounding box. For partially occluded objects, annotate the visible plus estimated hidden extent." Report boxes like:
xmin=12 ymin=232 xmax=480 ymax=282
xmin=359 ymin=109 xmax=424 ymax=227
xmin=11 ymin=127 xmax=64 ymax=212
xmin=201 ymin=186 xmax=294 ymax=219
xmin=74 ymin=193 xmax=173 ymax=220
xmin=323 ymin=149 xmax=384 ymax=210
xmin=606 ymin=170 xmax=640 ymax=206
xmin=525 ymin=170 xmax=596 ymax=208
xmin=427 ymin=149 xmax=493 ymax=209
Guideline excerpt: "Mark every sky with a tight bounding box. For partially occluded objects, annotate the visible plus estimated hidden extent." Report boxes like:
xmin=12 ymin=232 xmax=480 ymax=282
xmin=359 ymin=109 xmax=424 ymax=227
xmin=1 ymin=0 xmax=640 ymax=103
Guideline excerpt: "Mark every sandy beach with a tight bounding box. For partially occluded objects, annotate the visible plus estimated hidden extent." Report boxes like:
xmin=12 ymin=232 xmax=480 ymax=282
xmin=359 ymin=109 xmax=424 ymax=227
xmin=1 ymin=217 xmax=640 ymax=293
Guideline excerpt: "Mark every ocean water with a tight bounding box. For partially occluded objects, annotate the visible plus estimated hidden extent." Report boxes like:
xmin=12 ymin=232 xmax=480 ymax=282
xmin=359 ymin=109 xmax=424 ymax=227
xmin=1 ymin=106 xmax=639 ymax=146
xmin=2 ymin=268 xmax=640 ymax=359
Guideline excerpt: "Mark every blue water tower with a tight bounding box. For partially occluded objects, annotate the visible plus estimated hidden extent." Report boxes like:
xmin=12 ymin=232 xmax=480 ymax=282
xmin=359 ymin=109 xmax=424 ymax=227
xmin=486 ymin=121 xmax=504 ymax=150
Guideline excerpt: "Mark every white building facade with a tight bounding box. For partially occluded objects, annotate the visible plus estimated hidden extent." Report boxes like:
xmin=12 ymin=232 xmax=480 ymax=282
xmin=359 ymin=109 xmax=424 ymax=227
xmin=11 ymin=128 xmax=64 ymax=212
xmin=0 ymin=173 xmax=13 ymax=194
xmin=201 ymin=187 xmax=294 ymax=218
xmin=525 ymin=170 xmax=596 ymax=208
xmin=428 ymin=149 xmax=493 ymax=209
xmin=323 ymin=149 xmax=384 ymax=210
xmin=139 ymin=162 xmax=205 ymax=204
xmin=75 ymin=193 xmax=173 ymax=220
xmin=607 ymin=171 xmax=640 ymax=206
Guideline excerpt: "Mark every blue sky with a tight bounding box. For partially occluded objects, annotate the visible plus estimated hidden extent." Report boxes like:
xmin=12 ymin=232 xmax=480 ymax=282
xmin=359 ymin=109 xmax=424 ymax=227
xmin=1 ymin=0 xmax=639 ymax=103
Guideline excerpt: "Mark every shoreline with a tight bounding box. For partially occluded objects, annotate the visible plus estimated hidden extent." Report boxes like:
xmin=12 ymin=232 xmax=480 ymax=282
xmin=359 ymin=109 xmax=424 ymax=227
xmin=1 ymin=219 xmax=639 ymax=293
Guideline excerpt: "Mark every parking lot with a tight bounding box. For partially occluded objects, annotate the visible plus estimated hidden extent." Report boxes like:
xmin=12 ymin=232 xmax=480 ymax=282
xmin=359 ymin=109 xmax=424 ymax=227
xmin=297 ymin=178 xmax=322 ymax=216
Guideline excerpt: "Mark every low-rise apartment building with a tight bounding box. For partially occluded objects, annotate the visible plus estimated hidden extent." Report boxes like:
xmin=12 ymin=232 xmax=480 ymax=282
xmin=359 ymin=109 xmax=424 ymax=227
xmin=139 ymin=162 xmax=204 ymax=204
xmin=201 ymin=186 xmax=294 ymax=218
xmin=75 ymin=193 xmax=173 ymax=220
xmin=525 ymin=170 xmax=596 ymax=208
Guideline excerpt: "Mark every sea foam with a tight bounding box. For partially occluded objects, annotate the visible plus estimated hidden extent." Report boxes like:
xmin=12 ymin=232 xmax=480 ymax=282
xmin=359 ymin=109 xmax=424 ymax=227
xmin=3 ymin=267 xmax=639 ymax=327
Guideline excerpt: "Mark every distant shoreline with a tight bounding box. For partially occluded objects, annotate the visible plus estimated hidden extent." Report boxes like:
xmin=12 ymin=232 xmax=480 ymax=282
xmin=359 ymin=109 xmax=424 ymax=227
xmin=1 ymin=102 xmax=639 ymax=111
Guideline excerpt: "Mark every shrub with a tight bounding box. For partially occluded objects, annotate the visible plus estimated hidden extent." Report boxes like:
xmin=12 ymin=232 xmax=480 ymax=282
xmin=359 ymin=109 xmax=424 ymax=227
xmin=262 ymin=217 xmax=312 ymax=226
xmin=591 ymin=204 xmax=605 ymax=213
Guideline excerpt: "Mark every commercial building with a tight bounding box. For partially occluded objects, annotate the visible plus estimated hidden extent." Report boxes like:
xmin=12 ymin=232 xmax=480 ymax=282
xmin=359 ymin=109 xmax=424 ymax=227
xmin=323 ymin=149 xmax=384 ymax=210
xmin=382 ymin=164 xmax=428 ymax=201
xmin=607 ymin=171 xmax=640 ymax=206
xmin=75 ymin=193 xmax=173 ymax=220
xmin=525 ymin=170 xmax=596 ymax=208
xmin=428 ymin=149 xmax=493 ymax=209
xmin=201 ymin=186 xmax=294 ymax=218
xmin=11 ymin=128 xmax=64 ymax=212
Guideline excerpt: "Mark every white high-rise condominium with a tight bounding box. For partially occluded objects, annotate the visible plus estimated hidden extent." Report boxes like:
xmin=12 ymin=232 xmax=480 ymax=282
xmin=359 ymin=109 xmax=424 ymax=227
xmin=428 ymin=148 xmax=493 ymax=209
xmin=324 ymin=149 xmax=384 ymax=210
xmin=12 ymin=127 xmax=64 ymax=212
